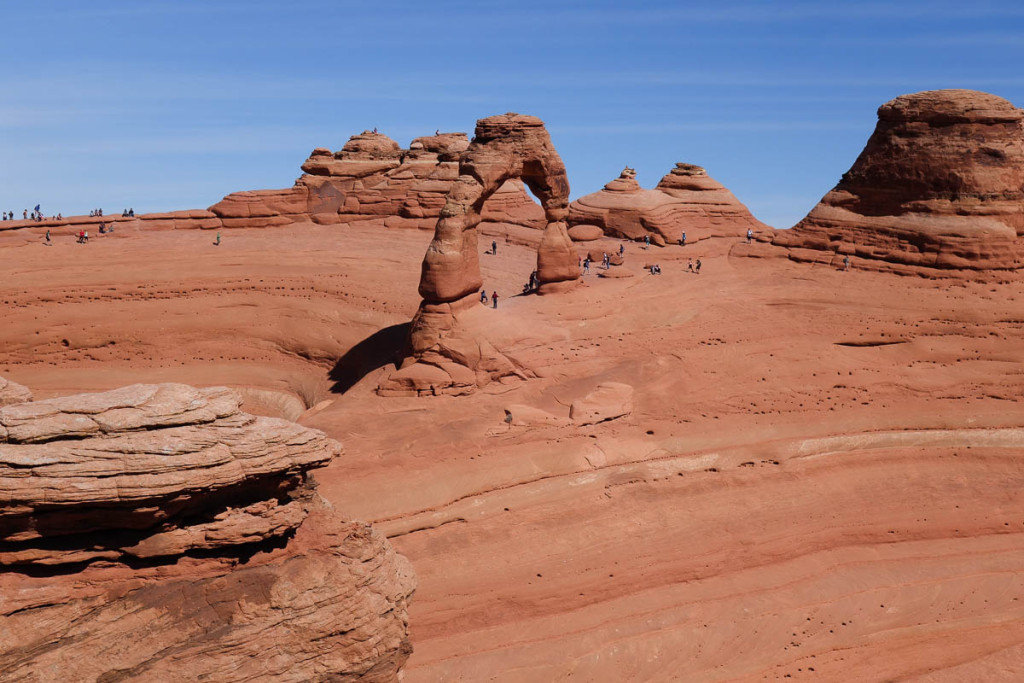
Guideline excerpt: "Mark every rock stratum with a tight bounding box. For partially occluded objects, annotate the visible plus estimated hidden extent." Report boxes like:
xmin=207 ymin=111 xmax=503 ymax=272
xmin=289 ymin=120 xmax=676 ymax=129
xmin=0 ymin=130 xmax=544 ymax=235
xmin=774 ymin=89 xmax=1024 ymax=275
xmin=0 ymin=383 xmax=415 ymax=682
xmin=568 ymin=164 xmax=766 ymax=245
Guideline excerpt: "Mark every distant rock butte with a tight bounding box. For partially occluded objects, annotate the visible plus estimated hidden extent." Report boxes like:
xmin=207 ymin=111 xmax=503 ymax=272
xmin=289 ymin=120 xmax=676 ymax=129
xmin=568 ymin=164 xmax=766 ymax=244
xmin=0 ymin=383 xmax=415 ymax=682
xmin=774 ymin=89 xmax=1024 ymax=275
xmin=1 ymin=130 xmax=544 ymax=234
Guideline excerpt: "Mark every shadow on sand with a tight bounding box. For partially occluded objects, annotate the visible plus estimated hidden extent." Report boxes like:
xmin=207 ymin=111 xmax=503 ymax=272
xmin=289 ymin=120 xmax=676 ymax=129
xmin=329 ymin=322 xmax=410 ymax=394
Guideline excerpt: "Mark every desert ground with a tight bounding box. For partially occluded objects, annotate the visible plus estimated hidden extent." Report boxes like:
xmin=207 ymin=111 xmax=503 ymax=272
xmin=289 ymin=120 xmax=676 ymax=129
xmin=2 ymin=217 xmax=1023 ymax=681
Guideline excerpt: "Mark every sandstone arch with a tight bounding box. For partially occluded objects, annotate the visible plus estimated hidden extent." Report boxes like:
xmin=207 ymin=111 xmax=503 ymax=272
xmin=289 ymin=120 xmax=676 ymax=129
xmin=419 ymin=113 xmax=578 ymax=301
xmin=379 ymin=113 xmax=579 ymax=396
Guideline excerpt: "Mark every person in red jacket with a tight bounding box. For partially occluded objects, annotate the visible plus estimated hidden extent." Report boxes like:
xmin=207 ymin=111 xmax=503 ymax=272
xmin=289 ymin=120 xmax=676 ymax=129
xmin=491 ymin=291 xmax=499 ymax=309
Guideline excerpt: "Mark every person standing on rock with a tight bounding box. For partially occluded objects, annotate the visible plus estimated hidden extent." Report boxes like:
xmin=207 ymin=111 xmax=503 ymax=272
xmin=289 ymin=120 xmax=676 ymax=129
xmin=618 ymin=244 xmax=625 ymax=257
xmin=491 ymin=291 xmax=499 ymax=309
xmin=644 ymin=234 xmax=650 ymax=250
xmin=696 ymin=259 xmax=702 ymax=274
xmin=680 ymin=231 xmax=686 ymax=246
xmin=44 ymin=229 xmax=51 ymax=245
xmin=492 ymin=240 xmax=497 ymax=255
xmin=687 ymin=258 xmax=694 ymax=273
xmin=480 ymin=289 xmax=488 ymax=304
xmin=843 ymin=255 xmax=850 ymax=271
xmin=214 ymin=232 xmax=221 ymax=246
xmin=583 ymin=256 xmax=590 ymax=275
xmin=747 ymin=228 xmax=753 ymax=244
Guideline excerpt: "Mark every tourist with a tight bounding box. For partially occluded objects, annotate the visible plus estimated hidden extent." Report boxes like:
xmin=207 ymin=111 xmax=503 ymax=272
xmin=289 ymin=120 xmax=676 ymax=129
xmin=129 ymin=208 xmax=134 ymax=217
xmin=215 ymin=232 xmax=221 ymax=246
xmin=644 ymin=234 xmax=650 ymax=249
xmin=696 ymin=259 xmax=702 ymax=274
xmin=687 ymin=258 xmax=694 ymax=273
xmin=618 ymin=244 xmax=624 ymax=256
xmin=747 ymin=228 xmax=753 ymax=244
xmin=583 ymin=257 xmax=590 ymax=274
xmin=23 ymin=210 xmax=28 ymax=220
xmin=99 ymin=223 xmax=106 ymax=234
xmin=603 ymin=252 xmax=609 ymax=269
xmin=843 ymin=255 xmax=850 ymax=271
xmin=492 ymin=240 xmax=497 ymax=255
xmin=45 ymin=229 xmax=51 ymax=243
xmin=480 ymin=289 xmax=488 ymax=304
xmin=680 ymin=231 xmax=686 ymax=246
xmin=491 ymin=291 xmax=499 ymax=309
xmin=84 ymin=230 xmax=89 ymax=243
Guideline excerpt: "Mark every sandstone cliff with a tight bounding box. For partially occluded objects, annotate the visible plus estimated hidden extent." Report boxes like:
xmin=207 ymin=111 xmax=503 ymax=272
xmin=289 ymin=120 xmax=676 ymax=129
xmin=0 ymin=383 xmax=415 ymax=682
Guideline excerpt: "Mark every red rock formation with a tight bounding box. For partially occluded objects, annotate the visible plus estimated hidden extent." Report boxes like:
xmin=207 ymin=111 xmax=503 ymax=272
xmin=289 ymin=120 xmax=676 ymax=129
xmin=0 ymin=383 xmax=415 ymax=680
xmin=774 ymin=89 xmax=1024 ymax=275
xmin=0 ymin=130 xmax=544 ymax=237
xmin=568 ymin=164 xmax=766 ymax=244
xmin=209 ymin=129 xmax=544 ymax=232
xmin=379 ymin=114 xmax=579 ymax=396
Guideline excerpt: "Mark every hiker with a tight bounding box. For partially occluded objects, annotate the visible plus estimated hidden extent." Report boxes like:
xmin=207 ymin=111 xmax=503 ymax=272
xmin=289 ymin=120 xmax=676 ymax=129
xmin=644 ymin=234 xmax=650 ymax=249
xmin=480 ymin=289 xmax=488 ymax=304
xmin=99 ymin=223 xmax=106 ymax=234
xmin=491 ymin=291 xmax=499 ymax=309
xmin=491 ymin=240 xmax=497 ymax=255
xmin=45 ymin=229 xmax=51 ymax=243
xmin=83 ymin=230 xmax=89 ymax=243
xmin=696 ymin=259 xmax=702 ymax=274
xmin=618 ymin=244 xmax=625 ymax=256
xmin=843 ymin=254 xmax=850 ymax=271
xmin=603 ymin=252 xmax=609 ymax=269
xmin=530 ymin=270 xmax=539 ymax=290
xmin=679 ymin=231 xmax=686 ymax=246
xmin=687 ymin=258 xmax=694 ymax=273
xmin=746 ymin=228 xmax=753 ymax=244
xmin=128 ymin=208 xmax=134 ymax=217
xmin=583 ymin=257 xmax=590 ymax=274
xmin=214 ymin=232 xmax=221 ymax=246
xmin=23 ymin=210 xmax=28 ymax=220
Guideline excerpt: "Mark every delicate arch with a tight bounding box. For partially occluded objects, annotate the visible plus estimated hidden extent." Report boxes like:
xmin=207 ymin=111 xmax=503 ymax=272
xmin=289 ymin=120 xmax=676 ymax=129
xmin=418 ymin=113 xmax=578 ymax=303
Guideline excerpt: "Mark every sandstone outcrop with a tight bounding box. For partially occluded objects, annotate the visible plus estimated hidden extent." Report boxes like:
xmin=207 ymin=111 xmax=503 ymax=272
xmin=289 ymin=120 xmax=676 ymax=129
xmin=0 ymin=383 xmax=415 ymax=681
xmin=380 ymin=114 xmax=579 ymax=396
xmin=1 ymin=131 xmax=544 ymax=236
xmin=568 ymin=164 xmax=766 ymax=244
xmin=0 ymin=377 xmax=30 ymax=406
xmin=774 ymin=89 xmax=1024 ymax=275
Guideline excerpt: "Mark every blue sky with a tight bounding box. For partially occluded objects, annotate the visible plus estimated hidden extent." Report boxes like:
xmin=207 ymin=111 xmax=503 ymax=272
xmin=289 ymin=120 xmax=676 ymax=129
xmin=3 ymin=1 xmax=1024 ymax=228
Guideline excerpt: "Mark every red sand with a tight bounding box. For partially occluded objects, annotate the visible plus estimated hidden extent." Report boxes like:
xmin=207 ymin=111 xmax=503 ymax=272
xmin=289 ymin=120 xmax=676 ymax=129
xmin=2 ymin=221 xmax=1023 ymax=680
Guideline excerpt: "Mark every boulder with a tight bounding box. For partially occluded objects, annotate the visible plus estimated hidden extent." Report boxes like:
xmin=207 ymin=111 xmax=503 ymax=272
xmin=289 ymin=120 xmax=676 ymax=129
xmin=568 ymin=224 xmax=604 ymax=241
xmin=0 ymin=377 xmax=30 ymax=406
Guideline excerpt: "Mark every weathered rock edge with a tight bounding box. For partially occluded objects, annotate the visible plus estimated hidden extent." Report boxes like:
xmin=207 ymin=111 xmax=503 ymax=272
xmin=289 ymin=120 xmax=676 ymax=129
xmin=0 ymin=383 xmax=415 ymax=682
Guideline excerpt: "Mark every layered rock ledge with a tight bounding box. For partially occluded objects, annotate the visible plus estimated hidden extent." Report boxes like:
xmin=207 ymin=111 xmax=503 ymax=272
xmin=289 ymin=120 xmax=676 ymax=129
xmin=774 ymin=89 xmax=1024 ymax=276
xmin=0 ymin=383 xmax=415 ymax=681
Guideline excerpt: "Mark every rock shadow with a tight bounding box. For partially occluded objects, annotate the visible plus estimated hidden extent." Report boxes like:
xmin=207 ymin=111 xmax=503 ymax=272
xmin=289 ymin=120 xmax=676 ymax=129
xmin=329 ymin=323 xmax=411 ymax=394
